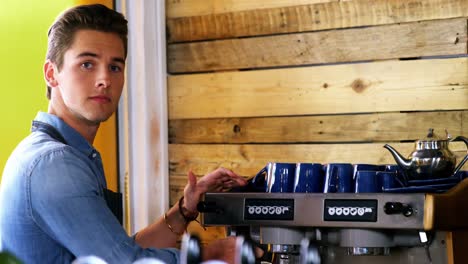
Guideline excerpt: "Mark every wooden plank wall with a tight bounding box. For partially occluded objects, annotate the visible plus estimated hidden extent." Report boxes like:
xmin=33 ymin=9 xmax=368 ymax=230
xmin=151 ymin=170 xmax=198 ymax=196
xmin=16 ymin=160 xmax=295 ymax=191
xmin=166 ymin=0 xmax=468 ymax=243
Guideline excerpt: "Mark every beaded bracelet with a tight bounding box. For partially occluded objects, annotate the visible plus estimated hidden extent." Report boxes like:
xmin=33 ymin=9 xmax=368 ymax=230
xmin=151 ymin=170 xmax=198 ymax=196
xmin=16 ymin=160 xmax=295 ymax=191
xmin=164 ymin=212 xmax=184 ymax=236
xmin=178 ymin=196 xmax=199 ymax=223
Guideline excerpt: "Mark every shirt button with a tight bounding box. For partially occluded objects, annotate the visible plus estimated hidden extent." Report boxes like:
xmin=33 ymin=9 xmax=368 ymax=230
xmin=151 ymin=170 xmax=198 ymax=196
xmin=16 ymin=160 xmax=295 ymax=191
xmin=92 ymin=153 xmax=97 ymax=158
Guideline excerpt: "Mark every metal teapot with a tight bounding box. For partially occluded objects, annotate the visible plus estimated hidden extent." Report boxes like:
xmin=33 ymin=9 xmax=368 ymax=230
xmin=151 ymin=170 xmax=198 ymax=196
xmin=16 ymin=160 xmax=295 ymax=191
xmin=383 ymin=128 xmax=468 ymax=180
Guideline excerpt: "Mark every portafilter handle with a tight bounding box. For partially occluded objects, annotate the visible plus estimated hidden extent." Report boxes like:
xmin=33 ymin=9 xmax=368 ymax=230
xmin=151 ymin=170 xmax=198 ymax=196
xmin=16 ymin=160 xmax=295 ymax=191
xmin=180 ymin=233 xmax=202 ymax=264
xmin=300 ymin=238 xmax=321 ymax=264
xmin=235 ymin=236 xmax=256 ymax=264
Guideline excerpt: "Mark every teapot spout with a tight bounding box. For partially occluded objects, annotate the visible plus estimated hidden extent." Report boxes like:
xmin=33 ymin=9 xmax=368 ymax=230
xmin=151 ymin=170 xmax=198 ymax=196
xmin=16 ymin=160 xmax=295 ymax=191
xmin=383 ymin=144 xmax=412 ymax=170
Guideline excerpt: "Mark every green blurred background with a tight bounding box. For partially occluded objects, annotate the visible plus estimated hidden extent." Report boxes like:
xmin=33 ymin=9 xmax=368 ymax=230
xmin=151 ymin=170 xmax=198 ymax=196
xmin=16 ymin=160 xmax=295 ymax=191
xmin=0 ymin=0 xmax=74 ymax=180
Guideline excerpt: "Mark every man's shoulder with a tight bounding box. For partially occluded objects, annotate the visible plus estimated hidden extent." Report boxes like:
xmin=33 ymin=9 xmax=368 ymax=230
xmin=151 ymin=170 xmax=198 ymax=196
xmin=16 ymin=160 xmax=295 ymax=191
xmin=3 ymin=131 xmax=100 ymax=192
xmin=17 ymin=131 xmax=69 ymax=158
xmin=6 ymin=132 xmax=85 ymax=175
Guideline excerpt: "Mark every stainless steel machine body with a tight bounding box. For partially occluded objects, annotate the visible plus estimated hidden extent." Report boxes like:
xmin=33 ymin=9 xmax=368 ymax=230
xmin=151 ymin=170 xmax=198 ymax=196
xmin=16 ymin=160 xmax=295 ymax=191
xmin=200 ymin=192 xmax=455 ymax=264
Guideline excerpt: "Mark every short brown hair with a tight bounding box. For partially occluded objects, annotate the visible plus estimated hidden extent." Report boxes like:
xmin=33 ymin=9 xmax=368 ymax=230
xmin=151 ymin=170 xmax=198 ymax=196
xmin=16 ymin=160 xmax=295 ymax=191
xmin=45 ymin=4 xmax=128 ymax=99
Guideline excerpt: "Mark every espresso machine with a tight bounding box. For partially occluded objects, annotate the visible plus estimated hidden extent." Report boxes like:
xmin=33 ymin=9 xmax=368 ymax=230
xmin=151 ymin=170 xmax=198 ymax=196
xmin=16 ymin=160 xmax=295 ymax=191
xmin=199 ymin=179 xmax=468 ymax=263
xmin=199 ymin=131 xmax=468 ymax=263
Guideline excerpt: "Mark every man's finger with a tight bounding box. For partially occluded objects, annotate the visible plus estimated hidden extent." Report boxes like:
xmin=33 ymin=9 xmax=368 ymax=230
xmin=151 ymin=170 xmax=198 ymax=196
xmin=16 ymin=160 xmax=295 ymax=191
xmin=188 ymin=170 xmax=197 ymax=188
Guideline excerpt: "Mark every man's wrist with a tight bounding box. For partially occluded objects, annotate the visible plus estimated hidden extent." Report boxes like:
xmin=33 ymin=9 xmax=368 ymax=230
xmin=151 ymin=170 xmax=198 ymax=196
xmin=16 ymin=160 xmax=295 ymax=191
xmin=178 ymin=196 xmax=199 ymax=222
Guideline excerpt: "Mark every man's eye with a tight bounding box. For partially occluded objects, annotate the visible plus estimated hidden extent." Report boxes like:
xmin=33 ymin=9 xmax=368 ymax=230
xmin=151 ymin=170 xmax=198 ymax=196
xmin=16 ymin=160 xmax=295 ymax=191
xmin=81 ymin=62 xmax=93 ymax=69
xmin=110 ymin=65 xmax=122 ymax=72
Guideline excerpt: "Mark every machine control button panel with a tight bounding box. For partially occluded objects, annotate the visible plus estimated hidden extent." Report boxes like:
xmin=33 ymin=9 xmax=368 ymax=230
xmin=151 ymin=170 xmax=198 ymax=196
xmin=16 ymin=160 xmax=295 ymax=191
xmin=244 ymin=198 xmax=294 ymax=220
xmin=324 ymin=199 xmax=377 ymax=222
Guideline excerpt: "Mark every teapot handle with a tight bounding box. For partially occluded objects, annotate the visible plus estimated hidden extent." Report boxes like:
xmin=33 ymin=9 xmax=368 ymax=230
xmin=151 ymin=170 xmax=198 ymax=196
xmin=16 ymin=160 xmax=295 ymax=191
xmin=251 ymin=165 xmax=269 ymax=192
xmin=252 ymin=166 xmax=267 ymax=183
xmin=451 ymin=136 xmax=468 ymax=177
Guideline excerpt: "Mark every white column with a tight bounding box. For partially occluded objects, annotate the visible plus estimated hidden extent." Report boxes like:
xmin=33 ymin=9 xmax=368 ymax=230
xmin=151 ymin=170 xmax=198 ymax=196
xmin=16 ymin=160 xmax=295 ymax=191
xmin=116 ymin=0 xmax=168 ymax=234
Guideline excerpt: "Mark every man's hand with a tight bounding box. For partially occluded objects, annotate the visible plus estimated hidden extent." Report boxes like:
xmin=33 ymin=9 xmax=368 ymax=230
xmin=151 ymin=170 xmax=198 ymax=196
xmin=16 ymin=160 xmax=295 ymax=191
xmin=202 ymin=236 xmax=264 ymax=264
xmin=202 ymin=237 xmax=237 ymax=263
xmin=183 ymin=168 xmax=247 ymax=214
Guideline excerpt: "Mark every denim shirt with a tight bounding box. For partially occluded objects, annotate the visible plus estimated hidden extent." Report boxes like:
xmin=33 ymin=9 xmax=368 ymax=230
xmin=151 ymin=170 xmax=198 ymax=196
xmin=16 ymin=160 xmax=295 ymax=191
xmin=0 ymin=112 xmax=179 ymax=263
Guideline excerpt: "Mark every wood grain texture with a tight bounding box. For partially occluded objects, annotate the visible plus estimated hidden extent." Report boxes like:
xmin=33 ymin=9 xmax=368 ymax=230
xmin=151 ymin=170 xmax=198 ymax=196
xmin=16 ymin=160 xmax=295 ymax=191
xmin=168 ymin=57 xmax=468 ymax=119
xmin=169 ymin=111 xmax=467 ymax=143
xmin=427 ymin=194 xmax=468 ymax=262
xmin=168 ymin=142 xmax=468 ymax=176
xmin=167 ymin=0 xmax=468 ymax=43
xmin=446 ymin=230 xmax=468 ymax=264
xmin=166 ymin=0 xmax=338 ymax=18
xmin=430 ymin=178 xmax=468 ymax=230
xmin=168 ymin=18 xmax=467 ymax=73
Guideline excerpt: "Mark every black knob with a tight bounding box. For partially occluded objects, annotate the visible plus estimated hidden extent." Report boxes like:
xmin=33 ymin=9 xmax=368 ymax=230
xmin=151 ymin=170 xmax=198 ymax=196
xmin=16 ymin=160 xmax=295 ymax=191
xmin=384 ymin=202 xmax=413 ymax=217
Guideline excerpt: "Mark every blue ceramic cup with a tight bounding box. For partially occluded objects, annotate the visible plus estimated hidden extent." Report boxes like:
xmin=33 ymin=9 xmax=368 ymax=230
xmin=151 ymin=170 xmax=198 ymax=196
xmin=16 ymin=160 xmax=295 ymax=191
xmin=252 ymin=162 xmax=296 ymax=193
xmin=384 ymin=164 xmax=407 ymax=186
xmin=352 ymin=164 xmax=386 ymax=189
xmin=353 ymin=164 xmax=385 ymax=178
xmin=294 ymin=163 xmax=324 ymax=193
xmin=378 ymin=171 xmax=404 ymax=190
xmin=324 ymin=163 xmax=354 ymax=193
xmin=355 ymin=171 xmax=403 ymax=193
xmin=354 ymin=171 xmax=380 ymax=193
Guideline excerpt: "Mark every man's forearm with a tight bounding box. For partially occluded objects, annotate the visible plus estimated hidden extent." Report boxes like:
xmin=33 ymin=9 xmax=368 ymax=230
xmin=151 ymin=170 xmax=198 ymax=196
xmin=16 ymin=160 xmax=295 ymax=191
xmin=134 ymin=202 xmax=188 ymax=249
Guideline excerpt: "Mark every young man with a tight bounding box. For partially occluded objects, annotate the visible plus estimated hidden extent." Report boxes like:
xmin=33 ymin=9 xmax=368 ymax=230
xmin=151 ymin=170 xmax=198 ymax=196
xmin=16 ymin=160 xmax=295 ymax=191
xmin=0 ymin=4 xmax=246 ymax=263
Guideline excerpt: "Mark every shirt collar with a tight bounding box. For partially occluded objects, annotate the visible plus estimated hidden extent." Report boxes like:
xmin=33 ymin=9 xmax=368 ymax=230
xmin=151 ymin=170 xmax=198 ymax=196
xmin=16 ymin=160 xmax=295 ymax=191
xmin=34 ymin=112 xmax=96 ymax=157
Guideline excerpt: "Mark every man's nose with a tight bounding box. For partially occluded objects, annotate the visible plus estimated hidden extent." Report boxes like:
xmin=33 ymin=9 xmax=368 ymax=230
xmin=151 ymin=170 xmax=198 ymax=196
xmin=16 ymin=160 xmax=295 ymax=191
xmin=96 ymin=68 xmax=111 ymax=88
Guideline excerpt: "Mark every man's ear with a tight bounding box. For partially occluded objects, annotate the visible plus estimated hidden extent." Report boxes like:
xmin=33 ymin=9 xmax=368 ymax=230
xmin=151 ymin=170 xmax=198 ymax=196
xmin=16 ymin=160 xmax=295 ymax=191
xmin=44 ymin=60 xmax=58 ymax=88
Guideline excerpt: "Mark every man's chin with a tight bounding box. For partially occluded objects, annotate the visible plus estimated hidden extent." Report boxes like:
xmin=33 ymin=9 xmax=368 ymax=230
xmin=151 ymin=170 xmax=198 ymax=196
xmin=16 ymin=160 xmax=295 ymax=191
xmin=84 ymin=114 xmax=112 ymax=126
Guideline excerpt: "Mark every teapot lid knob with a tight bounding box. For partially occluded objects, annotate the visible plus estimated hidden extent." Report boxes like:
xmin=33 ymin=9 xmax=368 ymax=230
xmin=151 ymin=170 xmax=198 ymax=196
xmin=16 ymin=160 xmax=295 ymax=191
xmin=445 ymin=129 xmax=452 ymax=140
xmin=427 ymin=128 xmax=434 ymax=138
xmin=425 ymin=128 xmax=451 ymax=140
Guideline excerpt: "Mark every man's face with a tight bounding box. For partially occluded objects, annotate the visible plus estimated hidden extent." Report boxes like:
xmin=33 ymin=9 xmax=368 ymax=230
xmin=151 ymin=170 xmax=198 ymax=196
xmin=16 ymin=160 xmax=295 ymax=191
xmin=47 ymin=29 xmax=125 ymax=126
